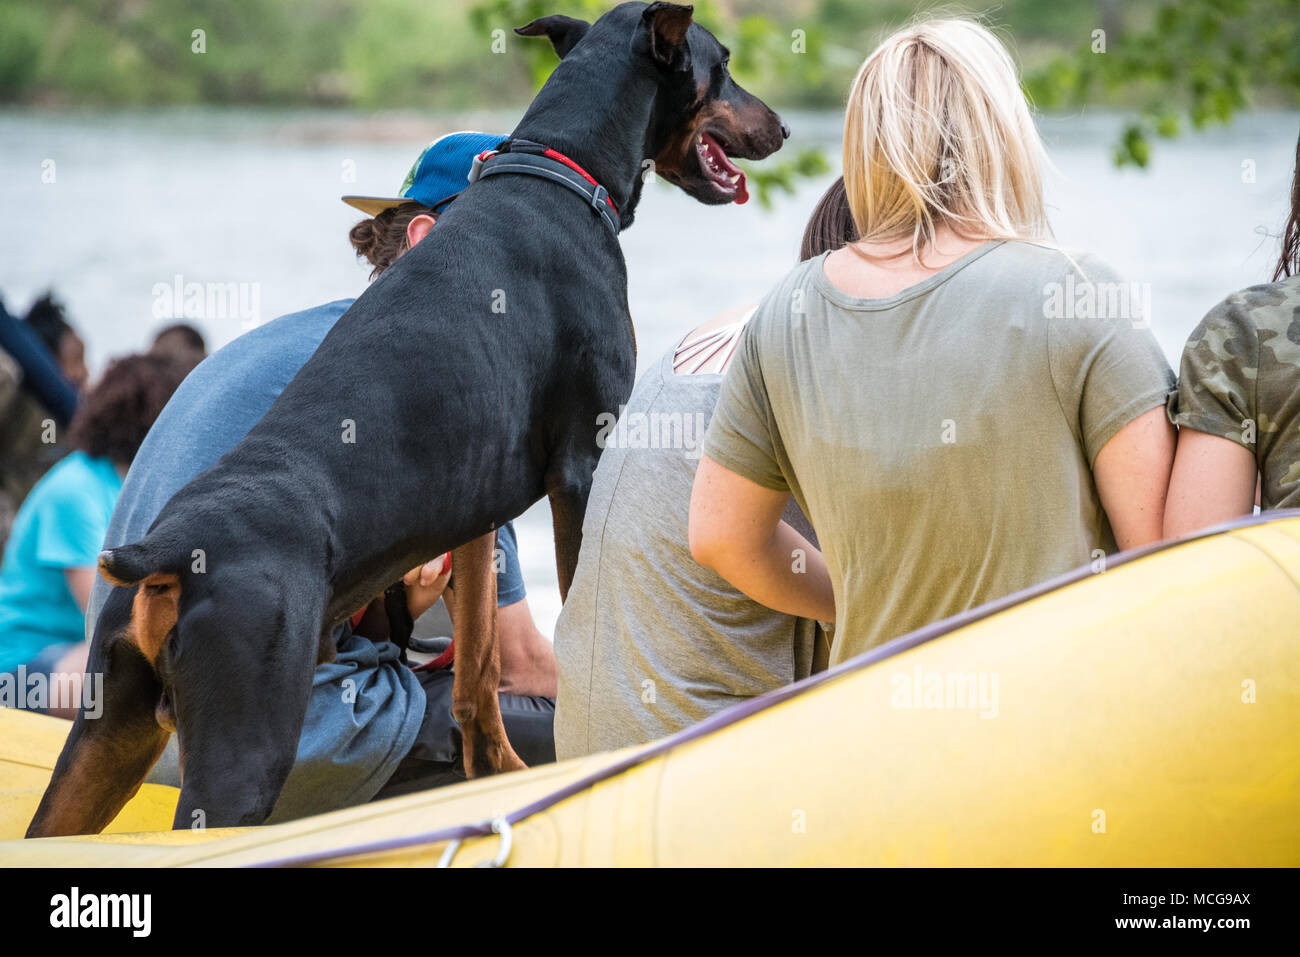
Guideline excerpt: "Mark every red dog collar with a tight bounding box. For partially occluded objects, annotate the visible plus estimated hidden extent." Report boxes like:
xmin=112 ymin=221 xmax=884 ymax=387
xmin=469 ymin=140 xmax=621 ymax=235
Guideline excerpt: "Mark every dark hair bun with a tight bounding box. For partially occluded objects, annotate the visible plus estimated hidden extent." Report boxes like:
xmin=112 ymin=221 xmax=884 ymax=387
xmin=348 ymin=216 xmax=384 ymax=263
xmin=347 ymin=203 xmax=433 ymax=280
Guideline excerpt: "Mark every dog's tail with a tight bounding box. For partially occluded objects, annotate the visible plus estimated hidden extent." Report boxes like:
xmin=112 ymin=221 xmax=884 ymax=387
xmin=98 ymin=532 xmax=186 ymax=588
xmin=98 ymin=532 xmax=191 ymax=668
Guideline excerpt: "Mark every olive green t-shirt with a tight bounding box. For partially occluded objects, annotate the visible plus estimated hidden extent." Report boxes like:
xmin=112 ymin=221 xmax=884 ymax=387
xmin=702 ymin=240 xmax=1175 ymax=664
xmin=1167 ymin=275 xmax=1300 ymax=510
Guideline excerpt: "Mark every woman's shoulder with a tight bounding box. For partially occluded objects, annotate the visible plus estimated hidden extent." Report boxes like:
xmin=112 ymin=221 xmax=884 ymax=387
xmin=986 ymin=242 xmax=1151 ymax=334
xmin=990 ymin=240 xmax=1125 ymax=284
xmin=677 ymin=304 xmax=756 ymax=348
xmin=1184 ymin=274 xmax=1300 ymax=366
xmin=28 ymin=452 xmax=114 ymax=504
xmin=762 ymin=254 xmax=826 ymax=298
xmin=747 ymin=256 xmax=826 ymax=326
xmin=33 ymin=450 xmax=89 ymax=487
xmin=1212 ymin=275 xmax=1300 ymax=333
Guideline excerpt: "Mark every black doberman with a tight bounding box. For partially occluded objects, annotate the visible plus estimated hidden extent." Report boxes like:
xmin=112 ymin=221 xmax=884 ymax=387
xmin=28 ymin=1 xmax=787 ymax=836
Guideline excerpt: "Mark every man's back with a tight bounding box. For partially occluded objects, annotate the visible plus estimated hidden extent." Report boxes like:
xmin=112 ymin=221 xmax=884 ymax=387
xmin=82 ymin=298 xmax=432 ymax=822
xmin=88 ymin=299 xmax=353 ymax=628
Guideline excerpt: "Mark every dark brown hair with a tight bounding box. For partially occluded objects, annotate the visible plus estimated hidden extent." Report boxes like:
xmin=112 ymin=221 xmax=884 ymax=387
xmin=151 ymin=323 xmax=206 ymax=355
xmin=348 ymin=202 xmax=437 ymax=279
xmin=24 ymin=292 xmax=76 ymax=356
xmin=69 ymin=354 xmax=186 ymax=467
xmin=150 ymin=323 xmax=207 ymax=375
xmin=1275 ymin=128 xmax=1300 ymax=281
xmin=800 ymin=176 xmax=860 ymax=262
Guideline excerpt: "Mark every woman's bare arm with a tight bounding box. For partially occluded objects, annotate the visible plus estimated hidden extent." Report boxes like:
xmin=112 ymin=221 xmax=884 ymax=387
xmin=689 ymin=454 xmax=836 ymax=622
xmin=1093 ymin=406 xmax=1177 ymax=550
xmin=63 ymin=566 xmax=96 ymax=613
xmin=1163 ymin=428 xmax=1258 ymax=539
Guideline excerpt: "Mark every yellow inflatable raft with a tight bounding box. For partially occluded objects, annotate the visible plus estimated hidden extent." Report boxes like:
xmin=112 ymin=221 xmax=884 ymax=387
xmin=2 ymin=512 xmax=1298 ymax=866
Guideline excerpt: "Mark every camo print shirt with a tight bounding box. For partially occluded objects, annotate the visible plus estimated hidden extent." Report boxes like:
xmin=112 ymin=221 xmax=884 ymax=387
xmin=1168 ymin=275 xmax=1300 ymax=510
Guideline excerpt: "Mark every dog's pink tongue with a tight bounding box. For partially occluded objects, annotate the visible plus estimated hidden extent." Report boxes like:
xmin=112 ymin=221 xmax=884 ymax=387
xmin=716 ymin=147 xmax=748 ymax=205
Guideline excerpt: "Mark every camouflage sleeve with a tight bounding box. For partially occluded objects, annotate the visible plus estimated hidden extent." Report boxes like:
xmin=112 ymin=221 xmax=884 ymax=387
xmin=1169 ymin=294 xmax=1260 ymax=451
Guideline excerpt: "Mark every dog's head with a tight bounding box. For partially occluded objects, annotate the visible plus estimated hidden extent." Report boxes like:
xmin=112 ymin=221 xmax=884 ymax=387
xmin=516 ymin=2 xmax=788 ymax=206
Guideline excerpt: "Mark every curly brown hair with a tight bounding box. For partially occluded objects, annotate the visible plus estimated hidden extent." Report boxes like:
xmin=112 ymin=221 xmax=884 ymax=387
xmin=68 ymin=354 xmax=186 ymax=467
xmin=348 ymin=202 xmax=437 ymax=279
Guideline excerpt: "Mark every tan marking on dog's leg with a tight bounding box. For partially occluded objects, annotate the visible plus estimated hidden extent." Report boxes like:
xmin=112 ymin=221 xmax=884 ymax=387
xmin=26 ymin=723 xmax=169 ymax=838
xmin=444 ymin=531 xmax=526 ymax=777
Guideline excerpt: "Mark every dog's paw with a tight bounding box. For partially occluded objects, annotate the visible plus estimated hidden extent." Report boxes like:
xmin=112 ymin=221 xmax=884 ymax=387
xmin=463 ymin=728 xmax=528 ymax=779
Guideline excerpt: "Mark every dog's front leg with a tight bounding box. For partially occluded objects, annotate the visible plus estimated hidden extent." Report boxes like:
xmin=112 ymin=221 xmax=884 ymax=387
xmin=27 ymin=588 xmax=170 ymax=838
xmin=27 ymin=715 xmax=168 ymax=838
xmin=445 ymin=530 xmax=526 ymax=777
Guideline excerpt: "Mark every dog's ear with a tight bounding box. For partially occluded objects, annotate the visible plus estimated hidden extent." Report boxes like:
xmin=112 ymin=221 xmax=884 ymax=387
xmin=642 ymin=2 xmax=694 ymax=70
xmin=514 ymin=14 xmax=590 ymax=60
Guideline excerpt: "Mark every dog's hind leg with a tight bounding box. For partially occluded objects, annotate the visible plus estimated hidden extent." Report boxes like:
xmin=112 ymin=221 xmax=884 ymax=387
xmin=546 ymin=464 xmax=594 ymax=601
xmin=445 ymin=530 xmax=526 ymax=777
xmin=27 ymin=587 xmax=170 ymax=838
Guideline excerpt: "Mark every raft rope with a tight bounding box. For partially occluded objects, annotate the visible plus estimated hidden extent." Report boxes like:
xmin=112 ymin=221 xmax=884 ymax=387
xmin=436 ymin=814 xmax=512 ymax=868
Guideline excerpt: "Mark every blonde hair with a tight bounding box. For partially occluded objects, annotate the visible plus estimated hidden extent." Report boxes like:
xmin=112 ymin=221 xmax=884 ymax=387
xmin=842 ymin=18 xmax=1050 ymax=258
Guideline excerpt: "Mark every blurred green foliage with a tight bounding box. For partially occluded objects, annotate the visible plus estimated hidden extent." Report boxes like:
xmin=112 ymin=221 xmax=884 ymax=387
xmin=0 ymin=0 xmax=1142 ymax=109
xmin=2 ymin=0 xmax=1297 ymax=178
xmin=1025 ymin=0 xmax=1300 ymax=167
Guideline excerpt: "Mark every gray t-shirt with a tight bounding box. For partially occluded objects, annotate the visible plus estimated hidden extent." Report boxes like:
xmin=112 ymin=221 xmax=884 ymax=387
xmin=554 ymin=343 xmax=821 ymax=760
xmin=704 ymin=241 xmax=1175 ymax=665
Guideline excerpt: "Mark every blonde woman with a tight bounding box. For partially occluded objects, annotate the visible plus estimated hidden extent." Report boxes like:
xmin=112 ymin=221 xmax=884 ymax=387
xmin=689 ymin=19 xmax=1176 ymax=664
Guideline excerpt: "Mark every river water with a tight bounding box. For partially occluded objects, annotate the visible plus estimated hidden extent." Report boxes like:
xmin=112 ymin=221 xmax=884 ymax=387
xmin=2 ymin=107 xmax=1297 ymax=633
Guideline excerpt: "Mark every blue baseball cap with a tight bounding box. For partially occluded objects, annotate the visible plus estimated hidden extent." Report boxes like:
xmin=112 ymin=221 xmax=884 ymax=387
xmin=342 ymin=130 xmax=505 ymax=216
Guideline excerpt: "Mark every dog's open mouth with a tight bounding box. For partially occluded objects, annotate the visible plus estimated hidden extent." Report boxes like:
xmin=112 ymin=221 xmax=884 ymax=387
xmin=695 ymin=131 xmax=748 ymax=204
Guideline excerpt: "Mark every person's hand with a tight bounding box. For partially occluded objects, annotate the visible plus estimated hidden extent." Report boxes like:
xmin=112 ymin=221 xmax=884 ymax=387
xmin=404 ymin=553 xmax=452 ymax=620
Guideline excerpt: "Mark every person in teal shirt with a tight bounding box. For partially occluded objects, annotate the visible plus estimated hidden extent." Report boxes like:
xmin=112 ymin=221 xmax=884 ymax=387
xmin=0 ymin=354 xmax=183 ymax=714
